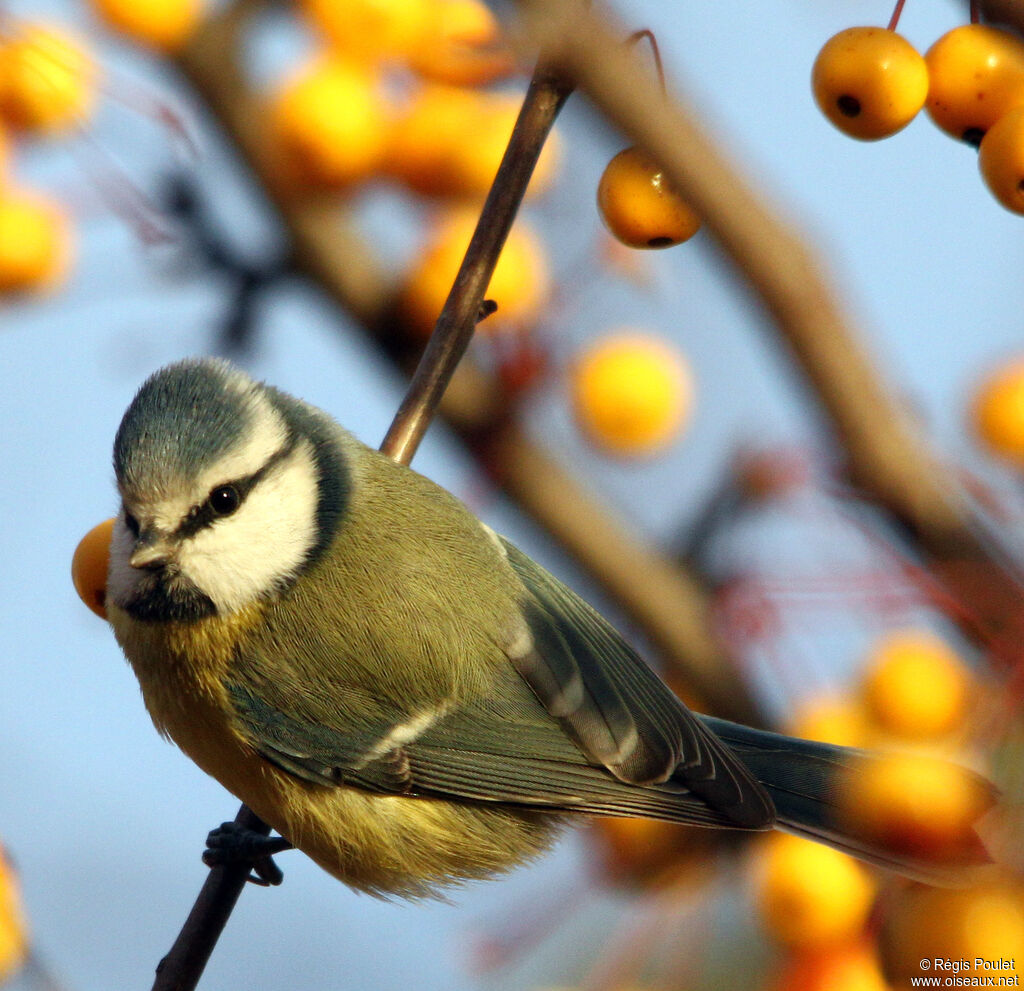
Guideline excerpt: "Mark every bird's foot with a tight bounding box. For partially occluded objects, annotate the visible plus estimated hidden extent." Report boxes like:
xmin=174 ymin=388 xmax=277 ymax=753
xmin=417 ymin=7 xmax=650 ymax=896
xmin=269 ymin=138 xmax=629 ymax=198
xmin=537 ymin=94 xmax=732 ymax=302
xmin=202 ymin=821 xmax=293 ymax=886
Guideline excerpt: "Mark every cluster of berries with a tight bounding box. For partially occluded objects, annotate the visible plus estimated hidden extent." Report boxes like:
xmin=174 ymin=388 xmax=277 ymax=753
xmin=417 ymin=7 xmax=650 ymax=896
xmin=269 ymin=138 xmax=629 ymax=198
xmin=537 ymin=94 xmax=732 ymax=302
xmin=0 ymin=0 xmax=204 ymax=296
xmin=813 ymin=19 xmax=1024 ymax=214
xmin=0 ymin=23 xmax=87 ymax=294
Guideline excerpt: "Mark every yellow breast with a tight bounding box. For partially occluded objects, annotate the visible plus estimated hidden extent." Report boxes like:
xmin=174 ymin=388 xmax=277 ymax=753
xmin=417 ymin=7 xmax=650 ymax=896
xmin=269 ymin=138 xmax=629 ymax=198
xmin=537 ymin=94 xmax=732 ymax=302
xmin=108 ymin=602 xmax=562 ymax=896
xmin=108 ymin=602 xmax=290 ymax=820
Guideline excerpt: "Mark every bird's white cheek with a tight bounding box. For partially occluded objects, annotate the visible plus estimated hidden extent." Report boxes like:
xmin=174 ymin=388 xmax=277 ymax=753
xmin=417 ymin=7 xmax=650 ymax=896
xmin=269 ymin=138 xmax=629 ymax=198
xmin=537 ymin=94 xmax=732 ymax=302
xmin=178 ymin=451 xmax=320 ymax=615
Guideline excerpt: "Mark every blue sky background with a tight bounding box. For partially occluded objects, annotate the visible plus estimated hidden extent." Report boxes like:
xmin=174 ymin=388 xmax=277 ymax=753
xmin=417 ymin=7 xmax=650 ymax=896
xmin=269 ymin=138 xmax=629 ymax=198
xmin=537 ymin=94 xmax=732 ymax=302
xmin=1 ymin=1 xmax=1022 ymax=989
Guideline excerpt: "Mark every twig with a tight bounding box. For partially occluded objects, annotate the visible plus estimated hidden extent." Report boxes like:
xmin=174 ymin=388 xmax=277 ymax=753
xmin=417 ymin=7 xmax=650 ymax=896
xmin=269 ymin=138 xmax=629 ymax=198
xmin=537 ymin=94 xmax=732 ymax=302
xmin=152 ymin=805 xmax=270 ymax=991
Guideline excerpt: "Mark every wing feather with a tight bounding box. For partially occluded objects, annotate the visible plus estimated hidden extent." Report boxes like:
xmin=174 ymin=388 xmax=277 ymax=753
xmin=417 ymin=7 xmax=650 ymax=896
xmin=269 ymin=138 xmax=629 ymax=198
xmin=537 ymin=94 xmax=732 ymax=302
xmin=499 ymin=538 xmax=774 ymax=827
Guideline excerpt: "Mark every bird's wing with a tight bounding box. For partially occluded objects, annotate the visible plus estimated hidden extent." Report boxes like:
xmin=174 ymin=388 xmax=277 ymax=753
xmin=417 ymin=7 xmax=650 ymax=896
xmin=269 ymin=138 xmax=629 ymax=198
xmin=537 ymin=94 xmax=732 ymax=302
xmin=496 ymin=537 xmax=774 ymax=828
xmin=224 ymin=531 xmax=773 ymax=830
xmin=225 ymin=677 xmax=750 ymax=828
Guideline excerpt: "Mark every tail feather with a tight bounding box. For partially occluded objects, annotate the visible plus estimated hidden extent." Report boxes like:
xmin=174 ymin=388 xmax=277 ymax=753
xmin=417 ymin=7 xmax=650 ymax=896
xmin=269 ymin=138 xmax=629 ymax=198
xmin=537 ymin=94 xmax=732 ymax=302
xmin=699 ymin=715 xmax=997 ymax=886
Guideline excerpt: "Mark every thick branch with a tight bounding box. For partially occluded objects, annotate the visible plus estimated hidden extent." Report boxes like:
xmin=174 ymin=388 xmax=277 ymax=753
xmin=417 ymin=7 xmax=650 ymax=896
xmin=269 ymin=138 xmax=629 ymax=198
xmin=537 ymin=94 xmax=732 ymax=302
xmin=515 ymin=0 xmax=1024 ymax=663
xmin=515 ymin=0 xmax=968 ymax=554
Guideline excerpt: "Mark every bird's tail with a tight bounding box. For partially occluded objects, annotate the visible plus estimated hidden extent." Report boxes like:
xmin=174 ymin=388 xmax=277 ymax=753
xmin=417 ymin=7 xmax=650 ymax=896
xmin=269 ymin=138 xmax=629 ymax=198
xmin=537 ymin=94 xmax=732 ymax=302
xmin=699 ymin=715 xmax=997 ymax=885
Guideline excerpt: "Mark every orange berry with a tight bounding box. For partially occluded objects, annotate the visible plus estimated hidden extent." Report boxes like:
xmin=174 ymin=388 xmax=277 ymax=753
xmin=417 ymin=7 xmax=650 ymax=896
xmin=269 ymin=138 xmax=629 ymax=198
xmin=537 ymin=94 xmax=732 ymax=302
xmin=597 ymin=147 xmax=700 ymax=249
xmin=838 ymin=753 xmax=993 ymax=863
xmin=300 ymin=0 xmax=431 ymax=63
xmin=925 ymin=24 xmax=1024 ymax=145
xmin=755 ymin=834 xmax=876 ymax=948
xmin=0 ymin=188 xmax=72 ymax=294
xmin=571 ymin=333 xmax=692 ymax=458
xmin=89 ymin=0 xmax=203 ymax=52
xmin=72 ymin=518 xmax=115 ymax=620
xmin=0 ymin=24 xmax=96 ymax=133
xmin=786 ymin=694 xmax=870 ymax=749
xmin=811 ymin=27 xmax=928 ymax=140
xmin=399 ymin=207 xmax=549 ymax=338
xmin=861 ymin=630 xmax=970 ymax=741
xmin=972 ymin=357 xmax=1024 ymax=463
xmin=268 ymin=57 xmax=388 ymax=191
xmin=979 ymin=106 xmax=1024 ymax=214
xmin=767 ymin=943 xmax=889 ymax=991
xmin=386 ymin=85 xmax=558 ymax=198
xmin=408 ymin=0 xmax=515 ymax=86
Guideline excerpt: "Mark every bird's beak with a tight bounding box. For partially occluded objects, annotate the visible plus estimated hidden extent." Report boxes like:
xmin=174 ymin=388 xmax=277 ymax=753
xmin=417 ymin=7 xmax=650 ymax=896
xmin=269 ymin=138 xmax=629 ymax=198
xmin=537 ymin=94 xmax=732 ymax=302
xmin=129 ymin=528 xmax=175 ymax=570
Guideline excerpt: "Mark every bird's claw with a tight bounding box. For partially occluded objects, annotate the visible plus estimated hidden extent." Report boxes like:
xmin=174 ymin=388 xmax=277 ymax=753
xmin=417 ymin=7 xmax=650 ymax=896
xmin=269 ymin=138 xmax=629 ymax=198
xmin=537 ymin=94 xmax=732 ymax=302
xmin=202 ymin=821 xmax=293 ymax=886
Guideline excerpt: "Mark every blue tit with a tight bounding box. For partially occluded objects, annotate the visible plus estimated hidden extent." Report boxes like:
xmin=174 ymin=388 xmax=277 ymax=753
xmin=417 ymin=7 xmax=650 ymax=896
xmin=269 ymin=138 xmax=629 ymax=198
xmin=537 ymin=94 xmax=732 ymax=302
xmin=105 ymin=358 xmax=991 ymax=896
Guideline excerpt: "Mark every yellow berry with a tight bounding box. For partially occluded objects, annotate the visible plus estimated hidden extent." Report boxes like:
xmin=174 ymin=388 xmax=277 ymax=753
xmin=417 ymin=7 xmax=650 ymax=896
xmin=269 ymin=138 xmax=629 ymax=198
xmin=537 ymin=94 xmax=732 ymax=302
xmin=755 ymin=834 xmax=876 ymax=948
xmin=0 ymin=846 xmax=28 ymax=985
xmin=449 ymin=93 xmax=558 ymax=198
xmin=89 ymin=0 xmax=203 ymax=53
xmin=861 ymin=629 xmax=970 ymax=740
xmin=972 ymin=357 xmax=1024 ymax=462
xmin=811 ymin=27 xmax=928 ymax=140
xmin=399 ymin=207 xmax=549 ymax=338
xmin=596 ymin=147 xmax=700 ymax=249
xmin=979 ymin=106 xmax=1024 ymax=214
xmin=386 ymin=84 xmax=477 ymax=194
xmin=72 ymin=518 xmax=115 ymax=620
xmin=300 ymin=0 xmax=431 ymax=63
xmin=571 ymin=333 xmax=692 ymax=457
xmin=0 ymin=188 xmax=72 ymax=294
xmin=0 ymin=24 xmax=96 ymax=133
xmin=883 ymin=883 xmax=1024 ymax=986
xmin=269 ymin=57 xmax=388 ymax=191
xmin=786 ymin=694 xmax=870 ymax=749
xmin=408 ymin=0 xmax=515 ymax=86
xmin=926 ymin=24 xmax=1024 ymax=145
xmin=838 ymin=753 xmax=992 ymax=863
xmin=386 ymin=85 xmax=558 ymax=198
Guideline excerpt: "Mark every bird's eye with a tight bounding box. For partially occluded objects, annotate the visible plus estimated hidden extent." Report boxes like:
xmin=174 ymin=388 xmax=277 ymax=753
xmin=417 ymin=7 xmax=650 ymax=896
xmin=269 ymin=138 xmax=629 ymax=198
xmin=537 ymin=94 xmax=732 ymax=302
xmin=123 ymin=509 xmax=140 ymax=536
xmin=208 ymin=485 xmax=241 ymax=517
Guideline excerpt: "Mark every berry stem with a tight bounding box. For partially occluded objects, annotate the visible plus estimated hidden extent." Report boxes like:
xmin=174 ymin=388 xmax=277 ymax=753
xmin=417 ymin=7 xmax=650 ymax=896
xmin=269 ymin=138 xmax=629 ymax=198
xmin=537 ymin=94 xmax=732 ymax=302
xmin=887 ymin=0 xmax=907 ymax=32
xmin=626 ymin=29 xmax=666 ymax=95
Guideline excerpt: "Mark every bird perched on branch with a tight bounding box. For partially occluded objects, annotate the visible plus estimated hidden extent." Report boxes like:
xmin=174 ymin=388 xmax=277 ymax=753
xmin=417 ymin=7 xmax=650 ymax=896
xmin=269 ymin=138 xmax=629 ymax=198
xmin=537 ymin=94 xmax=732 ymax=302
xmin=105 ymin=358 xmax=994 ymax=896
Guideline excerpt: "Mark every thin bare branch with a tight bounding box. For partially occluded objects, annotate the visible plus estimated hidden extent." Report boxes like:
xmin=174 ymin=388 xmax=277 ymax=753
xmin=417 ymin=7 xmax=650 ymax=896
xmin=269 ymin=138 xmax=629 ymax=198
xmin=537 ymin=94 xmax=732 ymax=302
xmin=151 ymin=805 xmax=270 ymax=991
